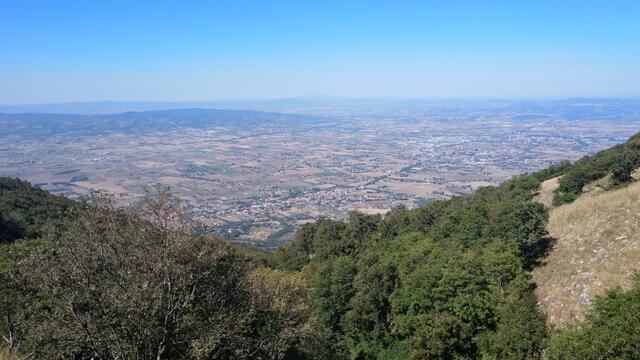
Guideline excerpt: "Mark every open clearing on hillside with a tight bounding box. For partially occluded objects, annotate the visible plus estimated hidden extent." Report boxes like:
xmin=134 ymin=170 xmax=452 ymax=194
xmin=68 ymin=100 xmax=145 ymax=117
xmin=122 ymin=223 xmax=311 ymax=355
xmin=533 ymin=176 xmax=560 ymax=207
xmin=532 ymin=179 xmax=640 ymax=328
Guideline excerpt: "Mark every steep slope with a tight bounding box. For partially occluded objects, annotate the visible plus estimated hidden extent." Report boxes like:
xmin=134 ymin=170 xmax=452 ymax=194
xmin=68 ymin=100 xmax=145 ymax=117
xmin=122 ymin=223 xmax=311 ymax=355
xmin=532 ymin=176 xmax=560 ymax=208
xmin=552 ymin=132 xmax=640 ymax=205
xmin=532 ymin=178 xmax=640 ymax=327
xmin=0 ymin=177 xmax=74 ymax=243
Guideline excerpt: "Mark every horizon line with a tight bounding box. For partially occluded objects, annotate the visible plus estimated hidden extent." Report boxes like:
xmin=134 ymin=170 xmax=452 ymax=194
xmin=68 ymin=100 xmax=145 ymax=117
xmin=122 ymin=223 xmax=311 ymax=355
xmin=3 ymin=95 xmax=640 ymax=107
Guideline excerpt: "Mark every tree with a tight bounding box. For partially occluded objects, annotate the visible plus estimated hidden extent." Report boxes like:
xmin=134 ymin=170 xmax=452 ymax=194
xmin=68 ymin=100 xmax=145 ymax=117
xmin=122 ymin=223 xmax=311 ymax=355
xmin=272 ymin=223 xmax=315 ymax=271
xmin=238 ymin=268 xmax=320 ymax=359
xmin=15 ymin=190 xmax=315 ymax=359
xmin=479 ymin=292 xmax=547 ymax=360
xmin=409 ymin=312 xmax=473 ymax=360
xmin=611 ymin=156 xmax=634 ymax=186
xmin=342 ymin=258 xmax=397 ymax=359
xmin=311 ymin=256 xmax=356 ymax=333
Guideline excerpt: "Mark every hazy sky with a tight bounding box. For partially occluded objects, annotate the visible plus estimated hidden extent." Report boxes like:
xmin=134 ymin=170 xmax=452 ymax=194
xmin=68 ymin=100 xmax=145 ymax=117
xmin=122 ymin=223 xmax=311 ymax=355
xmin=1 ymin=0 xmax=639 ymax=104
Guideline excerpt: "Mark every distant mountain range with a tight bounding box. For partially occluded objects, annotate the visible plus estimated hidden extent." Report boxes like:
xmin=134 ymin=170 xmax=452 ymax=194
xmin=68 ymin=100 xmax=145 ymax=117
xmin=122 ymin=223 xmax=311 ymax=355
xmin=1 ymin=98 xmax=640 ymax=139
xmin=0 ymin=108 xmax=322 ymax=138
xmin=2 ymin=97 xmax=640 ymax=118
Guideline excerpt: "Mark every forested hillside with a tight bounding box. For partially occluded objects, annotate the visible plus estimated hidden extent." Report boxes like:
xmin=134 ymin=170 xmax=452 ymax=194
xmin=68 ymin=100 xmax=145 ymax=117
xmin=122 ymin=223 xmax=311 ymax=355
xmin=1 ymin=132 xmax=640 ymax=359
xmin=0 ymin=177 xmax=74 ymax=244
xmin=272 ymin=170 xmax=556 ymax=359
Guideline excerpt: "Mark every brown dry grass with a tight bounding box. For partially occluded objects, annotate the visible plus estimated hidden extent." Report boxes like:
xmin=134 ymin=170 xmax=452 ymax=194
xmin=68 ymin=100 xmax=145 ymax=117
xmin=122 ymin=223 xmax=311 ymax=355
xmin=0 ymin=348 xmax=21 ymax=360
xmin=532 ymin=180 xmax=640 ymax=328
xmin=533 ymin=176 xmax=560 ymax=207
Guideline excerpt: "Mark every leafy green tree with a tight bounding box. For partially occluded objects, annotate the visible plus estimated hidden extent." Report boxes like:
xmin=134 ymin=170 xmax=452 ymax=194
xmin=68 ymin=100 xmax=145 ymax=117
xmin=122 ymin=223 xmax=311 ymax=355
xmin=273 ymin=223 xmax=316 ymax=271
xmin=342 ymin=211 xmax=380 ymax=250
xmin=377 ymin=340 xmax=410 ymax=360
xmin=342 ymin=255 xmax=397 ymax=359
xmin=409 ymin=312 xmax=474 ymax=360
xmin=480 ymin=292 xmax=547 ymax=360
xmin=311 ymin=218 xmax=346 ymax=260
xmin=611 ymin=156 xmax=635 ymax=186
xmin=311 ymin=256 xmax=356 ymax=334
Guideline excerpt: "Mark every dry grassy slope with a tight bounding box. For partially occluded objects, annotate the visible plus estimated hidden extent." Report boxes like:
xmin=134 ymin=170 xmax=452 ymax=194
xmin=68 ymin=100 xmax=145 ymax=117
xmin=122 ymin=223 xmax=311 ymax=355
xmin=532 ymin=176 xmax=560 ymax=208
xmin=0 ymin=348 xmax=21 ymax=360
xmin=532 ymin=176 xmax=640 ymax=328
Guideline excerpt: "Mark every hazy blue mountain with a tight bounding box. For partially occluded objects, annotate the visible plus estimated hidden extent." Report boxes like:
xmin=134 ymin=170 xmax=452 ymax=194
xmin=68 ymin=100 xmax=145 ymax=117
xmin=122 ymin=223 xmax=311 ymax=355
xmin=0 ymin=108 xmax=323 ymax=138
xmin=2 ymin=98 xmax=639 ymax=120
xmin=2 ymin=98 xmax=639 ymax=140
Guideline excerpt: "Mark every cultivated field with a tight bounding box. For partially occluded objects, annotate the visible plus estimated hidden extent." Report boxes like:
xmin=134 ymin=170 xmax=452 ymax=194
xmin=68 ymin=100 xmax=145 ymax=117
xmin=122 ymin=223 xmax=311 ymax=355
xmin=1 ymin=108 xmax=638 ymax=248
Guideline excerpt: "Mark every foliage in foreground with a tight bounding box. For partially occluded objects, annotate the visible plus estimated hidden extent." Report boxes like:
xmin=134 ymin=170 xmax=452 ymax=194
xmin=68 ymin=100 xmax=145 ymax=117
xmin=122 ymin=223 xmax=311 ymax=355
xmin=547 ymin=276 xmax=640 ymax=359
xmin=1 ymin=191 xmax=325 ymax=359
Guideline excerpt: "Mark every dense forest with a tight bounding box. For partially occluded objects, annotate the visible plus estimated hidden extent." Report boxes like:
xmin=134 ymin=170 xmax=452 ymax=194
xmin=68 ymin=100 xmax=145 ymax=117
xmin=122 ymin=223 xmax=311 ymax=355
xmin=1 ymin=132 xmax=640 ymax=359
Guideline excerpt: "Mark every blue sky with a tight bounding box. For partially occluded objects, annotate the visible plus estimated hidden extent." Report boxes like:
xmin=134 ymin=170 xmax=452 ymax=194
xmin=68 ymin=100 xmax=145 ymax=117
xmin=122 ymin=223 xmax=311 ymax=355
xmin=1 ymin=0 xmax=639 ymax=103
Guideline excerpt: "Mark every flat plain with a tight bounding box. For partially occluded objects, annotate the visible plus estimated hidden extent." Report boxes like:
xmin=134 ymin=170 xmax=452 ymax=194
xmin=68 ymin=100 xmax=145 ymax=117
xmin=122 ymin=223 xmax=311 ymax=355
xmin=1 ymin=103 xmax=639 ymax=248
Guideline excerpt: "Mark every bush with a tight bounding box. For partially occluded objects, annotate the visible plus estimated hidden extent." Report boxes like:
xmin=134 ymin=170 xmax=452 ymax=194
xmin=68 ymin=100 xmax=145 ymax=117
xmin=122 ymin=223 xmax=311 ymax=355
xmin=7 ymin=191 xmax=319 ymax=359
xmin=547 ymin=277 xmax=640 ymax=359
xmin=611 ymin=155 xmax=635 ymax=186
